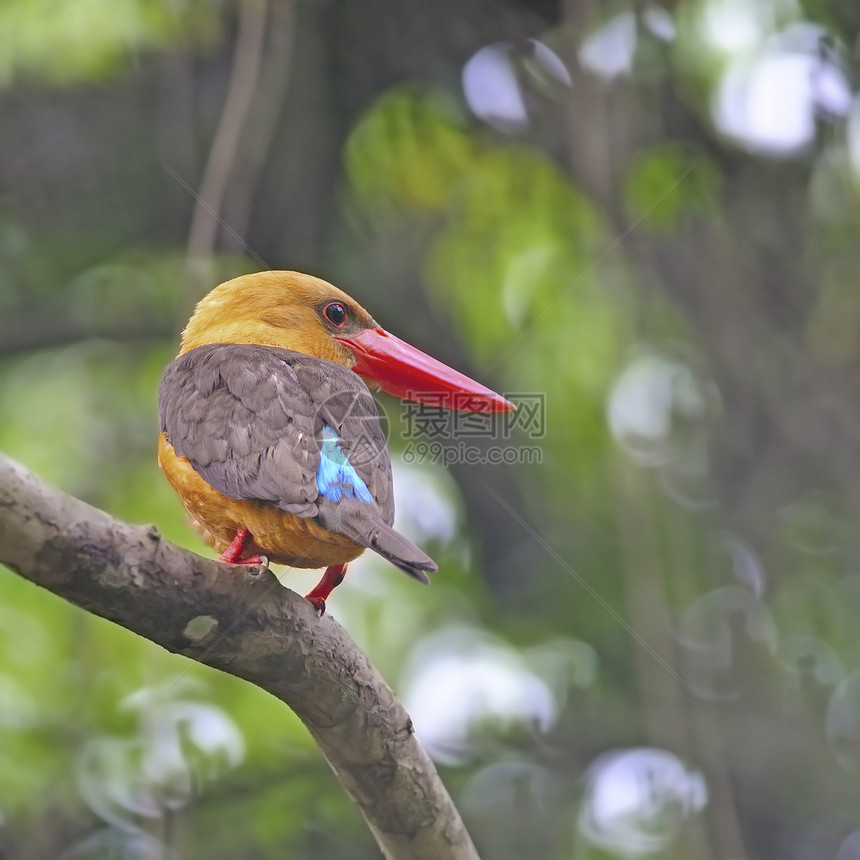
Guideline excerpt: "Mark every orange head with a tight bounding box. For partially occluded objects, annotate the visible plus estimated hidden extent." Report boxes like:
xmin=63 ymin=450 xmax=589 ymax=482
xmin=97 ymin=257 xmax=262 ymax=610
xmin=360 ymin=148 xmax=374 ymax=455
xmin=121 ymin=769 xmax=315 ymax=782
xmin=180 ymin=270 xmax=513 ymax=412
xmin=180 ymin=271 xmax=373 ymax=365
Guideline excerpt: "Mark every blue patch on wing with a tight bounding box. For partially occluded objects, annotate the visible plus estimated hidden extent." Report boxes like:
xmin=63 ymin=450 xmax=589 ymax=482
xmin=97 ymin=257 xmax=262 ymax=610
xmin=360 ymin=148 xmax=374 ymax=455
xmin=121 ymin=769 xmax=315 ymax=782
xmin=316 ymin=425 xmax=374 ymax=504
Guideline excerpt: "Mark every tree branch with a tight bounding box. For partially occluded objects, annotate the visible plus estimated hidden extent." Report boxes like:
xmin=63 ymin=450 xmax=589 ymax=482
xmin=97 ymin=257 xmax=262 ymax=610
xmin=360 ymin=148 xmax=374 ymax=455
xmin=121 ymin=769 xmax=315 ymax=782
xmin=0 ymin=453 xmax=480 ymax=860
xmin=185 ymin=0 xmax=269 ymax=294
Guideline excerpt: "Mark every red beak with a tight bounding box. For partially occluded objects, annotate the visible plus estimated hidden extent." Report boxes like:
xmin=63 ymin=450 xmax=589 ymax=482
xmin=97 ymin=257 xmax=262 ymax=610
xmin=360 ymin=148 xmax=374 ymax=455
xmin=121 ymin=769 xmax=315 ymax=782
xmin=338 ymin=327 xmax=514 ymax=413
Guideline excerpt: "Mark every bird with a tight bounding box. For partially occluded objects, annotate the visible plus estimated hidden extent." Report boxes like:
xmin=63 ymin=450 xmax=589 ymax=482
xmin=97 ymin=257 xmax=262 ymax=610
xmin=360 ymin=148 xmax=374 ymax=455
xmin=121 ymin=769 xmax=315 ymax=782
xmin=158 ymin=271 xmax=513 ymax=613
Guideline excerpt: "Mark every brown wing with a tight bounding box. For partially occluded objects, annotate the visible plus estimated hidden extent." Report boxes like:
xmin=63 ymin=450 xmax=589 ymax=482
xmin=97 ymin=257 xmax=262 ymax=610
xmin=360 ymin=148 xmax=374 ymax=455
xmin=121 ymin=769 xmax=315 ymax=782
xmin=159 ymin=343 xmax=391 ymax=519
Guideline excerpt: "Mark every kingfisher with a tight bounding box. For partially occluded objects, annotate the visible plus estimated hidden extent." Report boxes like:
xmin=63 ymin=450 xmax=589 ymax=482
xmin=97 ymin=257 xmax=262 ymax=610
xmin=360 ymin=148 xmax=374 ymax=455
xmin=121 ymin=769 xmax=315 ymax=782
xmin=158 ymin=271 xmax=512 ymax=613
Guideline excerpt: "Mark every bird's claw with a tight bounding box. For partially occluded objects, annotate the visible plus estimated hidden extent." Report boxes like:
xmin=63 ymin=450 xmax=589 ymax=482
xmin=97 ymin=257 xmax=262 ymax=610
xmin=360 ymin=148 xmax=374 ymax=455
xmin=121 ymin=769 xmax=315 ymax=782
xmin=306 ymin=596 xmax=327 ymax=616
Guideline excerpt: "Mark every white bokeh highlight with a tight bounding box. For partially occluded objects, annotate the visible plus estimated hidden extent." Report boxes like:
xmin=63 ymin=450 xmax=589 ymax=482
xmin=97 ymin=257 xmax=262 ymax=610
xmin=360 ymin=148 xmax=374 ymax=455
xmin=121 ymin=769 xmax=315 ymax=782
xmin=463 ymin=39 xmax=570 ymax=132
xmin=607 ymin=351 xmax=709 ymax=467
xmin=711 ymin=22 xmax=850 ymax=156
xmin=403 ymin=627 xmax=558 ymax=765
xmin=579 ymin=747 xmax=708 ymax=856
xmin=579 ymin=14 xmax=637 ymax=80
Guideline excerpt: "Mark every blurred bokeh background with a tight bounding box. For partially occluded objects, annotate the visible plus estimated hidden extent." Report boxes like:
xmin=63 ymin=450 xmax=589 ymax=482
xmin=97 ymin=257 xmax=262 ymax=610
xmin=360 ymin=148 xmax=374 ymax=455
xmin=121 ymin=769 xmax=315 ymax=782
xmin=3 ymin=0 xmax=860 ymax=857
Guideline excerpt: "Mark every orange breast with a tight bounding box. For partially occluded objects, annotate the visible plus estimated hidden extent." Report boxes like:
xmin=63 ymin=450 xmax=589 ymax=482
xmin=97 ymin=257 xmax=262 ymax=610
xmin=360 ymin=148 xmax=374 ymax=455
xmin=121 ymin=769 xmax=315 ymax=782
xmin=157 ymin=433 xmax=365 ymax=569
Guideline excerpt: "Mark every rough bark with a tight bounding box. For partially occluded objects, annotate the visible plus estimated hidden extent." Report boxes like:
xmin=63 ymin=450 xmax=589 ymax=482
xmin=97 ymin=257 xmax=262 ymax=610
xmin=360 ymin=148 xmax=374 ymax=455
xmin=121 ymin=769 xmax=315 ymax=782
xmin=0 ymin=453 xmax=479 ymax=860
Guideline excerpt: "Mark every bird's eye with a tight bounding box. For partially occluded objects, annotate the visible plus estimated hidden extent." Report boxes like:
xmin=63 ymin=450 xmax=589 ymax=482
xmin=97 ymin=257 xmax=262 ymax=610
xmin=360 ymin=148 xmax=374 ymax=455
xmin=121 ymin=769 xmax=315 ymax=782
xmin=322 ymin=301 xmax=348 ymax=328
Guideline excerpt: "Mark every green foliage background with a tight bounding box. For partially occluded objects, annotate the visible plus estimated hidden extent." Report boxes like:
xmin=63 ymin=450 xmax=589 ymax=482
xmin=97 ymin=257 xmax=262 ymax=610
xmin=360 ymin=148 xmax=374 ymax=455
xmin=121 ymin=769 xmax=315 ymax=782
xmin=3 ymin=1 xmax=860 ymax=858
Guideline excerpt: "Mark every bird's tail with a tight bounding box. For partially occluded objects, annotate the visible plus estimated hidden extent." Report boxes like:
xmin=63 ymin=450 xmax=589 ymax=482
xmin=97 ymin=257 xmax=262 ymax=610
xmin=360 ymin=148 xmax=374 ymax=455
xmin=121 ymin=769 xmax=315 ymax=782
xmin=347 ymin=519 xmax=437 ymax=584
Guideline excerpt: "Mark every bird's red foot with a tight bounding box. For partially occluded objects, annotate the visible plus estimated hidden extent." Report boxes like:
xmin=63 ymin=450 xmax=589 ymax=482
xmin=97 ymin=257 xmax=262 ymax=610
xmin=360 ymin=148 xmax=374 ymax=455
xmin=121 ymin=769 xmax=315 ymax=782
xmin=305 ymin=564 xmax=348 ymax=616
xmin=218 ymin=528 xmax=252 ymax=563
xmin=218 ymin=529 xmax=266 ymax=566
